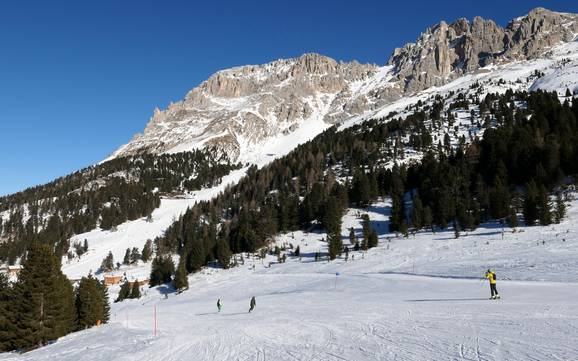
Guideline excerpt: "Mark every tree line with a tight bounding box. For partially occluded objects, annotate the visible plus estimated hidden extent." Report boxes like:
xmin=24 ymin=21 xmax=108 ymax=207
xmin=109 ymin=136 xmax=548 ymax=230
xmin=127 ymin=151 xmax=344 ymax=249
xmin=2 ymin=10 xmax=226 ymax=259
xmin=0 ymin=149 xmax=239 ymax=264
xmin=0 ymin=243 xmax=110 ymax=352
xmin=149 ymin=89 xmax=578 ymax=285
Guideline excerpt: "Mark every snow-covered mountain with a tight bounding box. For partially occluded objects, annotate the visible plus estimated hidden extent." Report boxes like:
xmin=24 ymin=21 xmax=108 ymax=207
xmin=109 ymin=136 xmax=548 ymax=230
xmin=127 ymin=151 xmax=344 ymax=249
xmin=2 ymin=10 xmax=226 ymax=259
xmin=110 ymin=7 xmax=578 ymax=164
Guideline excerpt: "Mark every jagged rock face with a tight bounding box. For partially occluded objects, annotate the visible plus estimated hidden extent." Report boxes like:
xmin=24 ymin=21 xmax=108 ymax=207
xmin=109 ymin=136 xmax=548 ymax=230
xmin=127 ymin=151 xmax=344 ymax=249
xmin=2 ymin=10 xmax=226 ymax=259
xmin=112 ymin=8 xmax=578 ymax=162
xmin=388 ymin=7 xmax=578 ymax=93
xmin=112 ymin=53 xmax=400 ymax=160
xmin=505 ymin=7 xmax=578 ymax=59
xmin=387 ymin=17 xmax=506 ymax=92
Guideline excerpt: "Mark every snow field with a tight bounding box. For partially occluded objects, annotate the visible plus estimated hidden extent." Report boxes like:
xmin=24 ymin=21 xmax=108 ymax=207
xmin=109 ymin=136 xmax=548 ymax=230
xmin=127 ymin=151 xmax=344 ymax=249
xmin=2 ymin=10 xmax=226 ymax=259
xmin=3 ymin=197 xmax=578 ymax=360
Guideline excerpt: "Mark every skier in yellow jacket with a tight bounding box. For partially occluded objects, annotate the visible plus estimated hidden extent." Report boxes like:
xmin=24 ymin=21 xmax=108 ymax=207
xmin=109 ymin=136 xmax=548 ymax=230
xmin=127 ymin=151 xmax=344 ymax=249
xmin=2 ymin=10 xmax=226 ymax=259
xmin=485 ymin=269 xmax=500 ymax=299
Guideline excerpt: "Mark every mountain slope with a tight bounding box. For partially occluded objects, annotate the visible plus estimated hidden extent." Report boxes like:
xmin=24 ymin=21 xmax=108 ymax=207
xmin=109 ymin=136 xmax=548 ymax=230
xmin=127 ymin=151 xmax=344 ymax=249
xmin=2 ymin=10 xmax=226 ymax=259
xmin=3 ymin=198 xmax=578 ymax=360
xmin=110 ymin=8 xmax=578 ymax=164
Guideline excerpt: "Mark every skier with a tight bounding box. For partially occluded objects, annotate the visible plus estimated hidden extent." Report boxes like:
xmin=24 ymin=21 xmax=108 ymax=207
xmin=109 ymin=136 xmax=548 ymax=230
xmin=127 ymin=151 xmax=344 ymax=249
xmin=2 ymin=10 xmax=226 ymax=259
xmin=484 ymin=269 xmax=500 ymax=299
xmin=249 ymin=296 xmax=256 ymax=313
xmin=217 ymin=298 xmax=223 ymax=312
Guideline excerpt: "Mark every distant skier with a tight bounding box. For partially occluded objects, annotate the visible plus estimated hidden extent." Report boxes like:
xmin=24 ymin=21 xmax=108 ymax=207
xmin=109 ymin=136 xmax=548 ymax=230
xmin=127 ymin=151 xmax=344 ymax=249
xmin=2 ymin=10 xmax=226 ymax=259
xmin=485 ymin=269 xmax=500 ymax=299
xmin=217 ymin=298 xmax=223 ymax=312
xmin=249 ymin=296 xmax=256 ymax=313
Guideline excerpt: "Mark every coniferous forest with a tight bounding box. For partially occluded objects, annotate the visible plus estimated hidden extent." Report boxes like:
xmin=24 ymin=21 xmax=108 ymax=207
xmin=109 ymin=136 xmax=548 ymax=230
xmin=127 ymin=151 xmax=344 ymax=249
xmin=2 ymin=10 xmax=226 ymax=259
xmin=0 ymin=243 xmax=109 ymax=352
xmin=150 ymin=90 xmax=578 ymax=279
xmin=0 ymin=148 xmax=239 ymax=264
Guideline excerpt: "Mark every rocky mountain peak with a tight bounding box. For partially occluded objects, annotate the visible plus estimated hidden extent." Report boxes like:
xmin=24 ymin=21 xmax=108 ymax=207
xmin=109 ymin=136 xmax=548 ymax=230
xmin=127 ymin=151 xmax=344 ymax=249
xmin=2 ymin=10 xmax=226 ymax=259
xmin=110 ymin=8 xmax=578 ymax=163
xmin=387 ymin=8 xmax=578 ymax=93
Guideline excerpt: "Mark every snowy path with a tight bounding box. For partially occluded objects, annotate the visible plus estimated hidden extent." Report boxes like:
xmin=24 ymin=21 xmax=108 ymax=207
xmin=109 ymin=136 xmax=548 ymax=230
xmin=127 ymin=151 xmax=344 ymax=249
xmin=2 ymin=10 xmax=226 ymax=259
xmin=3 ymin=269 xmax=577 ymax=361
xmin=5 ymin=197 xmax=578 ymax=360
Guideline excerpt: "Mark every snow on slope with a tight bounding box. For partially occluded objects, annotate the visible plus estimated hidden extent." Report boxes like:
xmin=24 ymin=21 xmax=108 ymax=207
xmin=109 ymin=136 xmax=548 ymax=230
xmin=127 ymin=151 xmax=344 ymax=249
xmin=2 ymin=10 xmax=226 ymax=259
xmin=4 ymin=197 xmax=578 ymax=360
xmin=62 ymin=108 xmax=333 ymax=280
xmin=61 ymin=40 xmax=578 ymax=282
xmin=61 ymin=168 xmax=247 ymax=280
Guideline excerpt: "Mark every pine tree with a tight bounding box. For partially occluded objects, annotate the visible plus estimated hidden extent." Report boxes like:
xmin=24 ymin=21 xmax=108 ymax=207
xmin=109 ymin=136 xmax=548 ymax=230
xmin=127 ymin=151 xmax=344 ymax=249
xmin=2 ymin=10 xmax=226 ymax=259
xmin=554 ymin=193 xmax=566 ymax=223
xmin=523 ymin=181 xmax=539 ymax=226
xmin=123 ymin=248 xmax=131 ymax=265
xmin=327 ymin=232 xmax=342 ymax=261
xmin=351 ymin=170 xmax=371 ymax=207
xmin=348 ymin=227 xmax=356 ymax=246
xmin=11 ymin=243 xmax=76 ymax=351
xmin=82 ymin=239 xmax=89 ymax=253
xmin=0 ymin=273 xmax=16 ymax=352
xmin=453 ymin=220 xmax=460 ymax=239
xmin=361 ymin=214 xmax=370 ymax=246
xmin=173 ymin=257 xmax=189 ymax=291
xmin=507 ymin=206 xmax=518 ymax=228
xmin=565 ymin=88 xmax=572 ymax=97
xmin=368 ymin=230 xmax=378 ymax=248
xmin=186 ymin=240 xmax=205 ymax=273
xmin=324 ymin=197 xmax=343 ymax=260
xmin=100 ymin=251 xmax=114 ymax=272
xmin=141 ymin=239 xmax=153 ymax=262
xmin=294 ymin=245 xmax=300 ymax=257
xmin=130 ymin=247 xmax=141 ymax=264
xmin=116 ymin=281 xmax=131 ymax=302
xmin=129 ymin=281 xmax=141 ymax=299
xmin=537 ymin=186 xmax=552 ymax=226
xmin=411 ymin=195 xmax=424 ymax=230
xmin=76 ymin=274 xmax=110 ymax=329
xmin=149 ymin=255 xmax=175 ymax=286
xmin=216 ymin=239 xmax=232 ymax=269
xmin=423 ymin=206 xmax=433 ymax=232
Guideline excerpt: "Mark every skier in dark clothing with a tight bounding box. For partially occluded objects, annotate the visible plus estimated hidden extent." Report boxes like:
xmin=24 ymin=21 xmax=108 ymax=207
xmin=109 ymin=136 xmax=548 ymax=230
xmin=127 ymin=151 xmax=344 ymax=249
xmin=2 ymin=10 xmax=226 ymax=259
xmin=249 ymin=296 xmax=256 ymax=313
xmin=485 ymin=269 xmax=500 ymax=299
xmin=217 ymin=298 xmax=223 ymax=312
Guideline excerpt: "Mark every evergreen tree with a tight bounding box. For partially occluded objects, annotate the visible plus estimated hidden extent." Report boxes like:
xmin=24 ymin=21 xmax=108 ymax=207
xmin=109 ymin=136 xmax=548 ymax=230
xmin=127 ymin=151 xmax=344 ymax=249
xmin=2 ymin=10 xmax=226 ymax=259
xmin=216 ymin=239 xmax=232 ymax=269
xmin=82 ymin=239 xmax=89 ymax=253
xmin=149 ymin=255 xmax=175 ymax=287
xmin=327 ymin=233 xmax=342 ymax=260
xmin=361 ymin=214 xmax=370 ymax=243
xmin=350 ymin=170 xmax=371 ymax=207
xmin=0 ymin=273 xmax=15 ymax=352
xmin=554 ymin=192 xmax=566 ymax=224
xmin=122 ymin=248 xmax=131 ymax=265
xmin=348 ymin=227 xmax=356 ymax=246
xmin=129 ymin=281 xmax=141 ymax=299
xmin=173 ymin=257 xmax=189 ymax=291
xmin=368 ymin=229 xmax=378 ymax=249
xmin=11 ymin=243 xmax=76 ymax=351
xmin=324 ymin=197 xmax=343 ymax=260
xmin=116 ymin=281 xmax=131 ymax=302
xmin=187 ymin=240 xmax=206 ymax=273
xmin=76 ymin=274 xmax=110 ymax=329
xmin=537 ymin=186 xmax=552 ymax=226
xmin=411 ymin=195 xmax=424 ymax=230
xmin=523 ymin=181 xmax=539 ymax=226
xmin=100 ymin=251 xmax=114 ymax=272
xmin=423 ymin=206 xmax=433 ymax=232
xmin=141 ymin=239 xmax=153 ymax=262
xmin=130 ymin=247 xmax=141 ymax=264
xmin=507 ymin=206 xmax=518 ymax=228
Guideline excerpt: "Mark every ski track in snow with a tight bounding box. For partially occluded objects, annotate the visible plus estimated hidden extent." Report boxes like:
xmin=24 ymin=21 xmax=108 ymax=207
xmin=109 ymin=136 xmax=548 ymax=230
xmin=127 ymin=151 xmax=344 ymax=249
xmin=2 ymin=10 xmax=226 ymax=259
xmin=4 ymin=198 xmax=578 ymax=360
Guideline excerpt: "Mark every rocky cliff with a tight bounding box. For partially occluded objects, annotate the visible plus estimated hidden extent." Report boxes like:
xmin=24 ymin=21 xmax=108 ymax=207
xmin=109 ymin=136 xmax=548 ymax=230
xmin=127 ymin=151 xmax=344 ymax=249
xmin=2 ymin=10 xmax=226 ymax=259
xmin=111 ymin=8 xmax=578 ymax=162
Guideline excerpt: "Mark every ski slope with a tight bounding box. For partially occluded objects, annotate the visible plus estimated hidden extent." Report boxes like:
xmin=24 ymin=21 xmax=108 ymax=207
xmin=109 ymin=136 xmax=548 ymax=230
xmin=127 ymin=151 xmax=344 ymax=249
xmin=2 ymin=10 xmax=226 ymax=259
xmin=55 ymin=40 xmax=578 ymax=283
xmin=4 ymin=197 xmax=578 ymax=360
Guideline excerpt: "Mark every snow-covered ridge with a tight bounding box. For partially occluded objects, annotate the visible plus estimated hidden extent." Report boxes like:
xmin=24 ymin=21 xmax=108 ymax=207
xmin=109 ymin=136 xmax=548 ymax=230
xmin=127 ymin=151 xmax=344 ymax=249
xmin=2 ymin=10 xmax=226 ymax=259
xmin=109 ymin=8 xmax=578 ymax=168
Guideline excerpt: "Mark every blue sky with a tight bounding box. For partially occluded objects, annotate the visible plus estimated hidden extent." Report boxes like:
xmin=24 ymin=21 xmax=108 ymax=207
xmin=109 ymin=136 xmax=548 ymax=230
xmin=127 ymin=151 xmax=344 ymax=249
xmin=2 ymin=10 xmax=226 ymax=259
xmin=1 ymin=0 xmax=577 ymax=196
